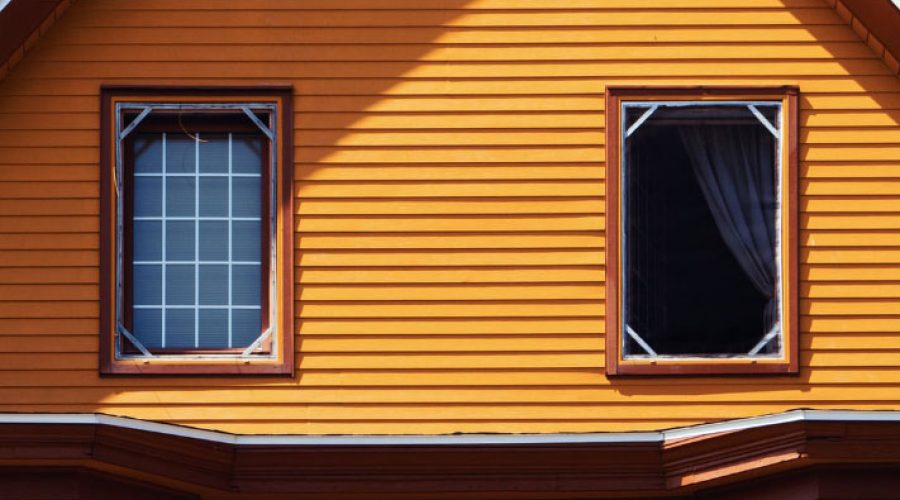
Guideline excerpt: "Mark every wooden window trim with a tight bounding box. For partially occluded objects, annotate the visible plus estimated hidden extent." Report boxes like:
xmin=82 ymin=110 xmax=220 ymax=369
xmin=99 ymin=86 xmax=294 ymax=376
xmin=604 ymin=86 xmax=799 ymax=376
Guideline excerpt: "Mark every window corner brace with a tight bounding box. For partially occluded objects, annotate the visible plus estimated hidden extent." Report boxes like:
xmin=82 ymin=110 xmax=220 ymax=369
xmin=117 ymin=324 xmax=154 ymax=358
xmin=748 ymin=325 xmax=780 ymax=355
xmin=241 ymin=107 xmax=275 ymax=140
xmin=625 ymin=324 xmax=658 ymax=357
xmin=119 ymin=107 xmax=153 ymax=141
xmin=625 ymin=105 xmax=659 ymax=138
xmin=241 ymin=327 xmax=273 ymax=358
xmin=746 ymin=104 xmax=779 ymax=138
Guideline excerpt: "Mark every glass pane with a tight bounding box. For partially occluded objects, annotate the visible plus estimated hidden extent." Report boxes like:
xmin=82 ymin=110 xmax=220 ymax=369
xmin=132 ymin=308 xmax=162 ymax=349
xmin=125 ymin=125 xmax=272 ymax=356
xmin=232 ymin=221 xmax=261 ymax=262
xmin=166 ymin=135 xmax=196 ymax=174
xmin=166 ymin=264 xmax=195 ymax=305
xmin=166 ymin=177 xmax=195 ymax=217
xmin=232 ymin=309 xmax=261 ymax=348
xmin=134 ymin=134 xmax=162 ymax=173
xmin=199 ymin=134 xmax=228 ymax=173
xmin=624 ymin=105 xmax=656 ymax=132
xmin=199 ymin=221 xmax=228 ymax=261
xmin=232 ymin=264 xmax=261 ymax=306
xmin=232 ymin=177 xmax=261 ymax=218
xmin=636 ymin=104 xmax=757 ymax=126
xmin=198 ymin=309 xmax=228 ymax=348
xmin=133 ymin=220 xmax=162 ymax=261
xmin=165 ymin=308 xmax=195 ymax=348
xmin=132 ymin=264 xmax=162 ymax=306
xmin=199 ymin=177 xmax=228 ymax=217
xmin=756 ymin=104 xmax=780 ymax=130
xmin=233 ymin=135 xmax=263 ymax=174
xmin=623 ymin=103 xmax=780 ymax=357
xmin=165 ymin=220 xmax=195 ymax=261
xmin=198 ymin=264 xmax=228 ymax=305
xmin=133 ymin=176 xmax=162 ymax=217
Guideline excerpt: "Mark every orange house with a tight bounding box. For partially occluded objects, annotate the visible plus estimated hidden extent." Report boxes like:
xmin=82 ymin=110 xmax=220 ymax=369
xmin=1 ymin=0 xmax=900 ymax=497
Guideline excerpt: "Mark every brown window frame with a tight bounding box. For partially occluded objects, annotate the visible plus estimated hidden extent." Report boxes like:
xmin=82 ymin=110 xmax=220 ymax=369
xmin=605 ymin=86 xmax=799 ymax=376
xmin=100 ymin=86 xmax=294 ymax=376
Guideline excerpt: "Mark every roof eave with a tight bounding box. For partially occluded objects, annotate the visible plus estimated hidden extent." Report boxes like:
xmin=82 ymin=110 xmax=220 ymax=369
xmin=831 ymin=0 xmax=900 ymax=75
xmin=0 ymin=0 xmax=67 ymax=80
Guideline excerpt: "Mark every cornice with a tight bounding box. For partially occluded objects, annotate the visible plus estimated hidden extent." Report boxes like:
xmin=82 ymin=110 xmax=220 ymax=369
xmin=0 ymin=0 xmax=71 ymax=81
xmin=827 ymin=0 xmax=900 ymax=77
xmin=4 ymin=411 xmax=900 ymax=498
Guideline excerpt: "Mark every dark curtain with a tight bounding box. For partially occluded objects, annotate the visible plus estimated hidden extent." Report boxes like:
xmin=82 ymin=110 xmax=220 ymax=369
xmin=678 ymin=125 xmax=779 ymax=341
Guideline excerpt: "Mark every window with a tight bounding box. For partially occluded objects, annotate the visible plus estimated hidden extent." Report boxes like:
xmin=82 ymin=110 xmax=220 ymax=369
xmin=100 ymin=87 xmax=294 ymax=375
xmin=605 ymin=87 xmax=798 ymax=375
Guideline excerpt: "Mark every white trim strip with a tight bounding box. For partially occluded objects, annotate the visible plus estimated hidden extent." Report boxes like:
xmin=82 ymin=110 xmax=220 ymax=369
xmin=120 ymin=103 xmax=277 ymax=112
xmin=0 ymin=413 xmax=657 ymax=445
xmin=665 ymin=409 xmax=900 ymax=441
xmin=623 ymin=100 xmax=780 ymax=108
xmin=747 ymin=104 xmax=779 ymax=138
xmin=624 ymin=104 xmax=658 ymax=138
xmin=228 ymin=133 xmax=234 ymax=348
xmin=161 ymin=133 xmax=168 ymax=348
xmin=133 ymin=217 xmax=260 ymax=221
xmin=662 ymin=410 xmax=804 ymax=441
xmin=117 ymin=325 xmax=153 ymax=358
xmin=119 ymin=107 xmax=152 ymax=140
xmin=134 ymin=261 xmax=260 ymax=266
xmin=242 ymin=326 xmax=272 ymax=357
xmin=134 ymin=173 xmax=260 ymax=178
xmin=242 ymin=106 xmax=275 ymax=140
xmin=194 ymin=133 xmax=201 ymax=349
xmin=2 ymin=410 xmax=898 ymax=447
xmin=748 ymin=325 xmax=781 ymax=355
xmin=625 ymin=324 xmax=658 ymax=357
xmin=133 ymin=305 xmax=261 ymax=310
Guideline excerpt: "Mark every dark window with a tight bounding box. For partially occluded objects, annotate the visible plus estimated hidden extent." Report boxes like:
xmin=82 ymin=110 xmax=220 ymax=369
xmin=623 ymin=104 xmax=780 ymax=357
xmin=605 ymin=88 xmax=798 ymax=376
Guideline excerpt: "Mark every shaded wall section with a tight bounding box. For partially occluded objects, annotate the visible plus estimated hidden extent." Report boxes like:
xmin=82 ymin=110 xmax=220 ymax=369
xmin=0 ymin=0 xmax=898 ymax=434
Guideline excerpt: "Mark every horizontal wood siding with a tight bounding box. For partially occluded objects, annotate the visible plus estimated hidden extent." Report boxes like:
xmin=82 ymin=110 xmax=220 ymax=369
xmin=0 ymin=0 xmax=898 ymax=434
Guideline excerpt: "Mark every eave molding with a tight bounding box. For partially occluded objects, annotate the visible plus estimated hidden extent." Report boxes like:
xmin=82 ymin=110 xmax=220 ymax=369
xmin=0 ymin=0 xmax=72 ymax=81
xmin=6 ymin=408 xmax=900 ymax=446
xmin=829 ymin=0 xmax=900 ymax=76
xmin=4 ymin=410 xmax=900 ymax=497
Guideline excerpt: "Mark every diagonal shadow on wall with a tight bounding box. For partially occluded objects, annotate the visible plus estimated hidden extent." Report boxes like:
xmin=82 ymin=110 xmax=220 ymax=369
xmin=0 ymin=0 xmax=898 ymax=436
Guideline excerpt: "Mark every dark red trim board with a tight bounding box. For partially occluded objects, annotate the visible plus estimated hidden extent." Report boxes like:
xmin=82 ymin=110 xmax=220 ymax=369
xmin=4 ymin=414 xmax=900 ymax=498
xmin=0 ymin=0 xmax=63 ymax=67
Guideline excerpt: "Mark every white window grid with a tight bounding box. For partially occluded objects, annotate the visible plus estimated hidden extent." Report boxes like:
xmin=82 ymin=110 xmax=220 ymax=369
xmin=114 ymin=103 xmax=278 ymax=360
xmin=131 ymin=132 xmax=263 ymax=350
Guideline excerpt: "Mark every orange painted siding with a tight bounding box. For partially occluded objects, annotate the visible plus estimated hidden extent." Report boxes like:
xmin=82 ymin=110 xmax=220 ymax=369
xmin=0 ymin=0 xmax=898 ymax=434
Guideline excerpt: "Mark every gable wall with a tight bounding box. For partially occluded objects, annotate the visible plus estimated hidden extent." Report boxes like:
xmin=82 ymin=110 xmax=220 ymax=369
xmin=0 ymin=0 xmax=898 ymax=434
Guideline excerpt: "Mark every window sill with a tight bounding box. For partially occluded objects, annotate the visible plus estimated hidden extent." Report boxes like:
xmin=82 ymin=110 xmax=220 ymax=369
xmin=607 ymin=357 xmax=799 ymax=376
xmin=102 ymin=357 xmax=293 ymax=376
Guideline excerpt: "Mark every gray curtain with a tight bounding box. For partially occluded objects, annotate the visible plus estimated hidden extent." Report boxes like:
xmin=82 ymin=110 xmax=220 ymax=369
xmin=678 ymin=125 xmax=779 ymax=338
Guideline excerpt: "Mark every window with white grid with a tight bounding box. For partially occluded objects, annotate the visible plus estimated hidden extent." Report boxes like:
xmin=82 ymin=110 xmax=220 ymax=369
xmin=101 ymin=90 xmax=292 ymax=375
xmin=129 ymin=132 xmax=266 ymax=350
